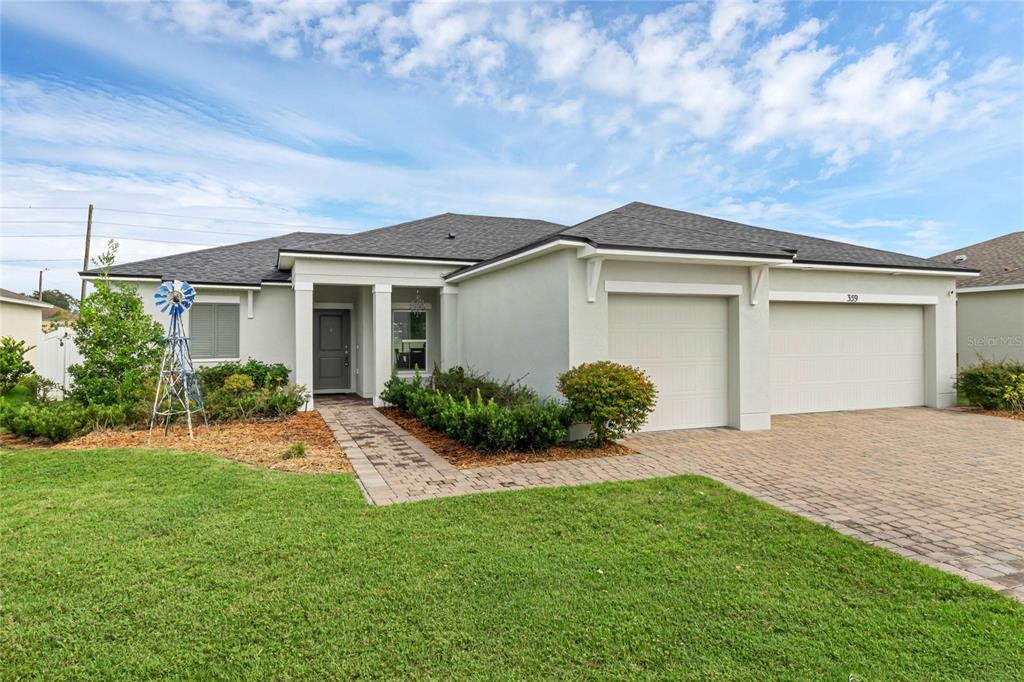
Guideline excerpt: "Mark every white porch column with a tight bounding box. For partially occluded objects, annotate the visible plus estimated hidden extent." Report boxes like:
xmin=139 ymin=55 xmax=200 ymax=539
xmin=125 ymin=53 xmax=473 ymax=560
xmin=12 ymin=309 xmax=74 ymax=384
xmin=372 ymin=283 xmax=392 ymax=407
xmin=293 ymin=281 xmax=314 ymax=411
xmin=440 ymin=284 xmax=459 ymax=371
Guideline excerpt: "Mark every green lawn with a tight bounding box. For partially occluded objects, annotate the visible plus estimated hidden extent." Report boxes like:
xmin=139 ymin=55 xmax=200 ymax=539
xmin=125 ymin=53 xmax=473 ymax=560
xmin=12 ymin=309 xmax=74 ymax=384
xmin=2 ymin=449 xmax=1021 ymax=680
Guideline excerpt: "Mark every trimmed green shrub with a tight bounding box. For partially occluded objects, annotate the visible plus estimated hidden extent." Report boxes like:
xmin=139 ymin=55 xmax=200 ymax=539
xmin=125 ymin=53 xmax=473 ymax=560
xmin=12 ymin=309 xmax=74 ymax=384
xmin=283 ymin=441 xmax=306 ymax=459
xmin=198 ymin=359 xmax=290 ymax=392
xmin=1001 ymin=373 xmax=1024 ymax=413
xmin=222 ymin=373 xmax=256 ymax=394
xmin=16 ymin=374 xmax=60 ymax=404
xmin=430 ymin=366 xmax=536 ymax=407
xmin=380 ymin=370 xmax=422 ymax=412
xmin=558 ymin=361 xmax=657 ymax=444
xmin=0 ymin=337 xmax=35 ymax=394
xmin=957 ymin=360 xmax=1024 ymax=410
xmin=0 ymin=399 xmax=149 ymax=443
xmin=203 ymin=383 xmax=306 ymax=422
xmin=380 ymin=375 xmax=567 ymax=452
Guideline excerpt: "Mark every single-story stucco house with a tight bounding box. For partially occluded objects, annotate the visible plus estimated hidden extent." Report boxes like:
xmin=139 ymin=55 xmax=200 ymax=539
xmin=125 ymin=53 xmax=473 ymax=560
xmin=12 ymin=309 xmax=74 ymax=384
xmin=0 ymin=288 xmax=51 ymax=368
xmin=932 ymin=232 xmax=1024 ymax=368
xmin=80 ymin=202 xmax=975 ymax=432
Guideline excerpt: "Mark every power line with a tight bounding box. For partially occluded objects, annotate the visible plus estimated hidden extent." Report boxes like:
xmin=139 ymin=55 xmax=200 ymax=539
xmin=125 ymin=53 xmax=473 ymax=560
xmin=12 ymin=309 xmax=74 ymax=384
xmin=97 ymin=206 xmax=348 ymax=230
xmin=0 ymin=205 xmax=351 ymax=231
xmin=1 ymin=220 xmax=294 ymax=238
xmin=2 ymin=233 xmax=222 ymax=246
xmin=0 ymin=258 xmax=82 ymax=263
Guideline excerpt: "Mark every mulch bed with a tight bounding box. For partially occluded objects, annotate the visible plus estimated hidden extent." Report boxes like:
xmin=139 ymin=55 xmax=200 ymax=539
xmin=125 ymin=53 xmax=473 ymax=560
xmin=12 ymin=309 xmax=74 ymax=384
xmin=951 ymin=406 xmax=1024 ymax=421
xmin=6 ymin=412 xmax=353 ymax=474
xmin=379 ymin=407 xmax=634 ymax=469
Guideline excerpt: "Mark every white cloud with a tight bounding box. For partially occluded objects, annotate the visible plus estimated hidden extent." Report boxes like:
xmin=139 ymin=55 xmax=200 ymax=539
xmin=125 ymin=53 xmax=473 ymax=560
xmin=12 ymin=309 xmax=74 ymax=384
xmin=542 ymin=99 xmax=584 ymax=125
xmin=108 ymin=0 xmax=1021 ymax=171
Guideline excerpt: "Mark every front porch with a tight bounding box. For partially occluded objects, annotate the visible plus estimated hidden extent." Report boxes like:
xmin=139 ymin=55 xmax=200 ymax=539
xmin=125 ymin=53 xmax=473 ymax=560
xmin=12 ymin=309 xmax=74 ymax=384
xmin=293 ymin=281 xmax=458 ymax=406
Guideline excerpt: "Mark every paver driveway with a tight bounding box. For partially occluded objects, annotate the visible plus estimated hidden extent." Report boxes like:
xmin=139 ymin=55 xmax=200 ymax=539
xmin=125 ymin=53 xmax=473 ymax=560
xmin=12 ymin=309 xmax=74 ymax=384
xmin=319 ymin=399 xmax=1023 ymax=600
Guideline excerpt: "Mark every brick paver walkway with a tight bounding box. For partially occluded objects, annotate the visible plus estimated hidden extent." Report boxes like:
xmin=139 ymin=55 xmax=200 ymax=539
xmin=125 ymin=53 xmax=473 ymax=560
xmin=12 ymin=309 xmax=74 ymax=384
xmin=318 ymin=398 xmax=1024 ymax=600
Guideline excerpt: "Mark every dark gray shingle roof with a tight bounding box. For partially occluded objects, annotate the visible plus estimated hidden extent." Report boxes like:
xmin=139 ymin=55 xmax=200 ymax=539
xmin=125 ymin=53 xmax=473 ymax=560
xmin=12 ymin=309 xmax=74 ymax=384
xmin=931 ymin=232 xmax=1024 ymax=288
xmin=564 ymin=203 xmax=972 ymax=271
xmin=85 ymin=232 xmax=337 ymax=285
xmin=85 ymin=202 xmax=973 ymax=285
xmin=285 ymin=213 xmax=566 ymax=262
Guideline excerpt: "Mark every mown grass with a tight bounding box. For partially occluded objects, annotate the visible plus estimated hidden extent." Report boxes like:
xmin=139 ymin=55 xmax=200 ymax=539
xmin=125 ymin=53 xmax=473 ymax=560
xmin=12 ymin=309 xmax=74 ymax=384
xmin=2 ymin=447 xmax=1021 ymax=680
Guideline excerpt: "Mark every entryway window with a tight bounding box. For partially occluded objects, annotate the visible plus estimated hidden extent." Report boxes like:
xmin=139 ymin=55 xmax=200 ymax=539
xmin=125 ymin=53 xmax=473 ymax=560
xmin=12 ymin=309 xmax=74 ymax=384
xmin=190 ymin=303 xmax=240 ymax=359
xmin=392 ymin=310 xmax=427 ymax=371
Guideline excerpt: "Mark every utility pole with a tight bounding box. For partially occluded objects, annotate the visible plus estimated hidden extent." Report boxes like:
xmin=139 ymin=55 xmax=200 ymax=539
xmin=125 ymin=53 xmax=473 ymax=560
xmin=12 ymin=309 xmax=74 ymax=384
xmin=37 ymin=269 xmax=46 ymax=300
xmin=80 ymin=203 xmax=94 ymax=303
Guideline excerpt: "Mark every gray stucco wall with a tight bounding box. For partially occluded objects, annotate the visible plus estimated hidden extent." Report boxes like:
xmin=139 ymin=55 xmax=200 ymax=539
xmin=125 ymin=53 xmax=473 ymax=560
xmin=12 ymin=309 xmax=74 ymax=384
xmin=955 ymin=289 xmax=1024 ymax=368
xmin=134 ymin=281 xmax=296 ymax=374
xmin=457 ymin=249 xmax=571 ymax=397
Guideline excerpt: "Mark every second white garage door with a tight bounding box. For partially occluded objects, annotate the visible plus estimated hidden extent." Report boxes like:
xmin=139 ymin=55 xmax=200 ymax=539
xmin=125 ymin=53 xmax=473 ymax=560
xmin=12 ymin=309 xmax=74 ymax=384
xmin=609 ymin=294 xmax=729 ymax=431
xmin=770 ymin=302 xmax=924 ymax=415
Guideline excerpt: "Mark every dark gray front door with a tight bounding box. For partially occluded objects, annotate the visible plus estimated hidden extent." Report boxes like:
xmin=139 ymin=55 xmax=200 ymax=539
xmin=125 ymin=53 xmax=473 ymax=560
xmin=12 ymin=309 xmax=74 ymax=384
xmin=314 ymin=310 xmax=351 ymax=391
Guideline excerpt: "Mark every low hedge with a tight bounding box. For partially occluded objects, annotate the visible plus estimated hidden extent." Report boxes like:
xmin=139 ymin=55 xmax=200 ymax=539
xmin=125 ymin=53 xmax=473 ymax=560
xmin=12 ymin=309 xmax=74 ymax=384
xmin=382 ymin=373 xmax=566 ymax=452
xmin=957 ymin=360 xmax=1024 ymax=410
xmin=1 ymin=359 xmax=308 ymax=443
xmin=0 ymin=399 xmax=148 ymax=443
xmin=197 ymin=358 xmax=290 ymax=392
xmin=429 ymin=365 xmax=536 ymax=407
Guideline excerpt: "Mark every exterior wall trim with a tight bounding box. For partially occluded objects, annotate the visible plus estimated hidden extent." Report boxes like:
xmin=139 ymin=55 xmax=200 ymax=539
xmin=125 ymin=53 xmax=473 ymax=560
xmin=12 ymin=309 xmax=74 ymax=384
xmin=313 ymin=302 xmax=354 ymax=309
xmin=770 ymin=291 xmax=939 ymax=305
xmin=445 ymin=239 xmax=580 ymax=283
xmin=194 ymin=294 xmax=241 ymax=304
xmin=279 ymin=251 xmax=473 ymax=269
xmin=775 ymin=262 xmax=976 ymax=277
xmin=0 ymin=295 xmax=51 ymax=309
xmin=605 ymin=280 xmax=743 ymax=297
xmin=956 ymin=283 xmax=1024 ymax=294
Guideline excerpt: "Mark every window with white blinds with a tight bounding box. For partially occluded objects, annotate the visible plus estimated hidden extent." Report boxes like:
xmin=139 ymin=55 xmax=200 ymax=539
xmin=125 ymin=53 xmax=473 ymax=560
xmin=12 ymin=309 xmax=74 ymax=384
xmin=189 ymin=303 xmax=240 ymax=359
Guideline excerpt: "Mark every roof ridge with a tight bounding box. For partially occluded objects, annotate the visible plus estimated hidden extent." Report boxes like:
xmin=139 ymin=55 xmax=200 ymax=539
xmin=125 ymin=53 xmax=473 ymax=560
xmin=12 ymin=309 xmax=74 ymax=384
xmin=310 ymin=213 xmax=453 ymax=251
xmin=621 ymin=202 xmax=799 ymax=253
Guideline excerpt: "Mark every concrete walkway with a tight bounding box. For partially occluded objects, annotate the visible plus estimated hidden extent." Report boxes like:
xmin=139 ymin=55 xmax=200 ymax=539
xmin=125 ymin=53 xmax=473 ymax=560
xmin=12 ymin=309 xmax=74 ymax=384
xmin=317 ymin=398 xmax=1024 ymax=601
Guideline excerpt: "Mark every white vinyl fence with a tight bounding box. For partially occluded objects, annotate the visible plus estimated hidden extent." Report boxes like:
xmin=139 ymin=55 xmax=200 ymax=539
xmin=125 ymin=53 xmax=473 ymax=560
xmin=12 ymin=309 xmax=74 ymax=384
xmin=37 ymin=327 xmax=82 ymax=395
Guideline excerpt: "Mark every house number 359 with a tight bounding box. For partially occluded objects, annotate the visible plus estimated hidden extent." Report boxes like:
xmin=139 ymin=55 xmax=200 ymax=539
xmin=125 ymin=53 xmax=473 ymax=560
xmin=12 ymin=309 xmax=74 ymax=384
xmin=846 ymin=294 xmax=859 ymax=302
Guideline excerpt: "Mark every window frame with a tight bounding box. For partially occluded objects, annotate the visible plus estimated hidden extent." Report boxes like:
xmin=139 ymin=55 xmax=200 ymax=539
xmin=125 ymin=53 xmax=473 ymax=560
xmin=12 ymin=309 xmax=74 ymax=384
xmin=391 ymin=309 xmax=428 ymax=373
xmin=189 ymin=302 xmax=241 ymax=361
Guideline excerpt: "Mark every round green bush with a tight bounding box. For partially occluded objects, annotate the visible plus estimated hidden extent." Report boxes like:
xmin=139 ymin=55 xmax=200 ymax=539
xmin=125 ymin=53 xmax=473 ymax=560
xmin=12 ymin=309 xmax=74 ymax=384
xmin=557 ymin=361 xmax=657 ymax=444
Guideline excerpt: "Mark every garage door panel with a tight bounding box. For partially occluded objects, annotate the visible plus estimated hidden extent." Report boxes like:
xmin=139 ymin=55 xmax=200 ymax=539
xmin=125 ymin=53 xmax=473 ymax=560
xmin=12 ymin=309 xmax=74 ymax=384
xmin=770 ymin=303 xmax=924 ymax=415
xmin=609 ymin=294 xmax=729 ymax=431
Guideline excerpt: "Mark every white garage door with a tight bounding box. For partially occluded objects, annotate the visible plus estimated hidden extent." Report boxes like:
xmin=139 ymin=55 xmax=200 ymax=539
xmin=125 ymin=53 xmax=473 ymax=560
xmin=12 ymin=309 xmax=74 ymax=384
xmin=609 ymin=294 xmax=729 ymax=431
xmin=770 ymin=303 xmax=924 ymax=415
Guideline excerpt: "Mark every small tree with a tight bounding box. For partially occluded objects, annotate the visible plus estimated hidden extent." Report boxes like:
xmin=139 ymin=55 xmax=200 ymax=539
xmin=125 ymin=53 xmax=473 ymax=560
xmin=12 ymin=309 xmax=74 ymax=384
xmin=0 ymin=337 xmax=34 ymax=393
xmin=558 ymin=361 xmax=657 ymax=444
xmin=68 ymin=241 xmax=163 ymax=406
xmin=32 ymin=289 xmax=79 ymax=312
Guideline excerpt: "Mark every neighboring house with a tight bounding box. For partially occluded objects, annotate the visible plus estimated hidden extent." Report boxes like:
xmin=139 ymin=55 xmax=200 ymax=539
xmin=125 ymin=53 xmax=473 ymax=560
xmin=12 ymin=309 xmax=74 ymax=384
xmin=932 ymin=232 xmax=1024 ymax=368
xmin=41 ymin=305 xmax=78 ymax=332
xmin=80 ymin=202 xmax=974 ymax=432
xmin=0 ymin=288 xmax=52 ymax=368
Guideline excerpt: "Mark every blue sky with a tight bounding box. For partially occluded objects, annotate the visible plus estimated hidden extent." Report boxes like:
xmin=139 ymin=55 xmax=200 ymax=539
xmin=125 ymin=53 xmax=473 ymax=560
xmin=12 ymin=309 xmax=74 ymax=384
xmin=2 ymin=1 xmax=1022 ymax=295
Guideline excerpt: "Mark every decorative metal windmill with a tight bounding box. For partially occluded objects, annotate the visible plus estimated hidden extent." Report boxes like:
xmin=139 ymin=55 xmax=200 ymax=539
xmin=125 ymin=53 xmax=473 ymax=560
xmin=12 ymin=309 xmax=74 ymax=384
xmin=149 ymin=280 xmax=209 ymax=441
